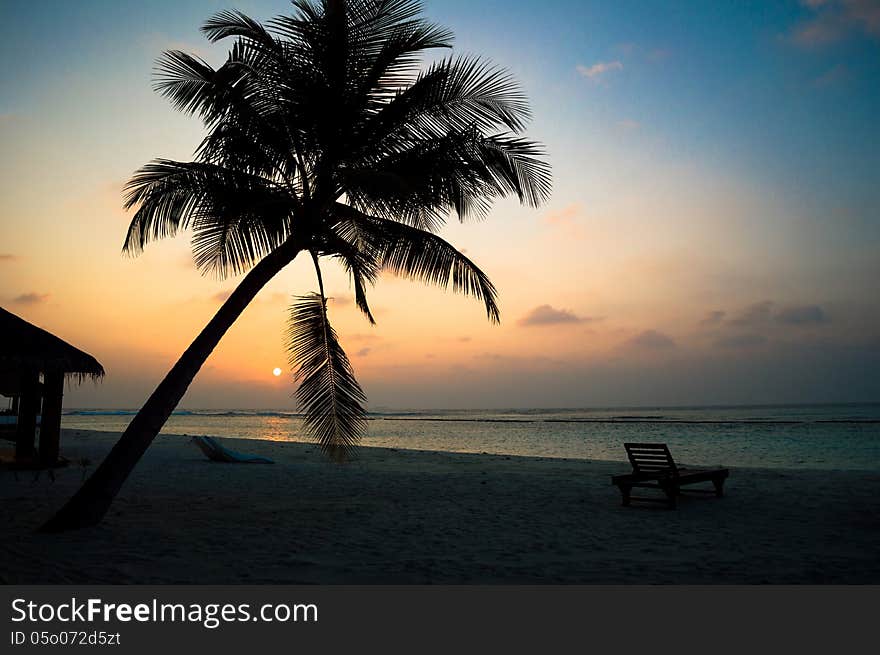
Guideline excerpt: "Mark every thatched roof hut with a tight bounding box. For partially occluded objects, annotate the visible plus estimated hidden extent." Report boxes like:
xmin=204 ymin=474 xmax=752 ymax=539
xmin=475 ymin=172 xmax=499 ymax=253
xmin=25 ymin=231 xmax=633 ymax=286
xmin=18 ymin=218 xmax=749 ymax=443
xmin=0 ymin=307 xmax=104 ymax=385
xmin=0 ymin=306 xmax=104 ymax=464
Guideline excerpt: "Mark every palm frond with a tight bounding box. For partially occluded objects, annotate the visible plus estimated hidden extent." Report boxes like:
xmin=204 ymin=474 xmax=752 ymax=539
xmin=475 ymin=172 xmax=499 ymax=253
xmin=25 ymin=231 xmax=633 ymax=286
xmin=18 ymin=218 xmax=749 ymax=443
xmin=341 ymin=126 xmax=551 ymax=226
xmin=286 ymin=293 xmax=367 ymax=461
xmin=330 ymin=245 xmax=379 ymax=325
xmin=123 ymin=160 xmax=295 ymax=277
xmin=332 ymin=204 xmax=500 ymax=323
xmin=358 ymin=54 xmax=532 ymax=155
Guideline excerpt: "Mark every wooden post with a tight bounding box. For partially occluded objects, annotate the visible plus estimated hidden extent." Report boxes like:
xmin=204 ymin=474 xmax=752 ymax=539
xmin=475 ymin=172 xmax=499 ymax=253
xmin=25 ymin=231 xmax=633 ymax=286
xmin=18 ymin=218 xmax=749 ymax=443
xmin=15 ymin=370 xmax=40 ymax=460
xmin=39 ymin=371 xmax=64 ymax=464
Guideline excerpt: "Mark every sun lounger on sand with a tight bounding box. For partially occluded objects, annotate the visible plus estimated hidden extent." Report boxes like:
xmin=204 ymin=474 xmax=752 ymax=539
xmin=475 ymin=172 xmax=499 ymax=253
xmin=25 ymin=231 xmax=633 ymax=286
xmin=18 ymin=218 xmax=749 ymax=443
xmin=192 ymin=435 xmax=274 ymax=464
xmin=611 ymin=442 xmax=728 ymax=509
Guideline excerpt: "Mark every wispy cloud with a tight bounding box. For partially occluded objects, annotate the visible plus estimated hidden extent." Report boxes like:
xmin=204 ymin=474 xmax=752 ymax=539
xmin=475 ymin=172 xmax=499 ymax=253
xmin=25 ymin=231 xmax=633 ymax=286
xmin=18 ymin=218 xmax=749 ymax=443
xmin=518 ymin=304 xmax=588 ymax=327
xmin=328 ymin=293 xmax=353 ymax=307
xmin=0 ymin=253 xmax=16 ymax=262
xmin=616 ymin=119 xmax=641 ymax=131
xmin=718 ymin=302 xmax=829 ymax=328
xmin=729 ymin=301 xmax=774 ymax=327
xmin=647 ymin=48 xmax=671 ymax=63
xmin=812 ymin=64 xmax=852 ymax=87
xmin=543 ymin=203 xmax=585 ymax=239
xmin=576 ymin=60 xmax=623 ymax=82
xmin=776 ymin=304 xmax=829 ymax=326
xmin=700 ymin=310 xmax=726 ymax=327
xmin=13 ymin=292 xmax=50 ymax=305
xmin=263 ymin=292 xmax=288 ymax=304
xmin=626 ymin=329 xmax=676 ymax=350
xmin=714 ymin=334 xmax=768 ymax=349
xmin=790 ymin=0 xmax=880 ymax=46
xmin=212 ymin=290 xmax=232 ymax=302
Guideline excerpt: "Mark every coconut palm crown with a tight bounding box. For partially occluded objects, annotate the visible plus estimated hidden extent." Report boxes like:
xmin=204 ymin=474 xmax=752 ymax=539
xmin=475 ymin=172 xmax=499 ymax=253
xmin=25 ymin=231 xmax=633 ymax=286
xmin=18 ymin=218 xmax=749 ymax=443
xmin=42 ymin=0 xmax=550 ymax=531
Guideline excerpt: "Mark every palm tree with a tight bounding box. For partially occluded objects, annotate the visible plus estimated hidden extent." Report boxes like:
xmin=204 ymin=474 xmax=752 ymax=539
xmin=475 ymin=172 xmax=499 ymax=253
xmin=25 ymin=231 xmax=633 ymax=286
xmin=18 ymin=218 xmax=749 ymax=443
xmin=41 ymin=0 xmax=551 ymax=532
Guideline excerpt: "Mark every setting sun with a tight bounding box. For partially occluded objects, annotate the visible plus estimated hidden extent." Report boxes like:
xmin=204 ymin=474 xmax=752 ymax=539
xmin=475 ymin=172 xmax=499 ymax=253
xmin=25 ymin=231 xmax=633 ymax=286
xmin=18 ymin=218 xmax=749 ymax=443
xmin=272 ymin=368 xmax=282 ymax=377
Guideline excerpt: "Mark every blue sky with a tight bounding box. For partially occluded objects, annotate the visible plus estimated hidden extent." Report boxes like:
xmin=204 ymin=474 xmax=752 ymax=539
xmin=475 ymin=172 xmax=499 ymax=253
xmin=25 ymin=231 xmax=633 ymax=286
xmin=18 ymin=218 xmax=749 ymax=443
xmin=1 ymin=1 xmax=878 ymax=408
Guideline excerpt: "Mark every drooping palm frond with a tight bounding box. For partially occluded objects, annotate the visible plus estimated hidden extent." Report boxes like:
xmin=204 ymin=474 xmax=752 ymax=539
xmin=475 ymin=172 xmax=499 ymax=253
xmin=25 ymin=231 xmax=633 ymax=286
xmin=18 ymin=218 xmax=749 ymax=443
xmin=123 ymin=160 xmax=296 ymax=277
xmin=286 ymin=293 xmax=367 ymax=461
xmin=330 ymin=243 xmax=379 ymax=325
xmin=331 ymin=204 xmax=500 ymax=323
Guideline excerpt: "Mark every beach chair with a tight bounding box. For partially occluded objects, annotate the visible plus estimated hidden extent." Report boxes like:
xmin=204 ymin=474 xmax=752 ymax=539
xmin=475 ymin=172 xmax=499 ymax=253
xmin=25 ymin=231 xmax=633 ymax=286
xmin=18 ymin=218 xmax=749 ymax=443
xmin=192 ymin=435 xmax=274 ymax=464
xmin=611 ymin=443 xmax=728 ymax=509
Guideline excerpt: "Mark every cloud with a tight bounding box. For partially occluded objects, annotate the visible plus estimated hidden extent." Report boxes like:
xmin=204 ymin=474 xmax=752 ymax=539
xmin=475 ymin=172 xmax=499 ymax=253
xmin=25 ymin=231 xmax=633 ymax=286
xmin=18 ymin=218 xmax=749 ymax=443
xmin=790 ymin=0 xmax=880 ymax=46
xmin=616 ymin=119 xmax=641 ymax=131
xmin=328 ymin=293 xmax=353 ymax=307
xmin=576 ymin=60 xmax=623 ymax=81
xmin=812 ymin=64 xmax=852 ymax=87
xmin=723 ymin=301 xmax=828 ymax=328
xmin=626 ymin=330 xmax=676 ymax=350
xmin=714 ymin=334 xmax=768 ymax=349
xmin=518 ymin=304 xmax=587 ymax=327
xmin=355 ymin=348 xmax=371 ymax=357
xmin=457 ymin=336 xmax=472 ymax=343
xmin=729 ymin=301 xmax=774 ymax=327
xmin=212 ymin=290 xmax=232 ymax=302
xmin=543 ymin=203 xmax=585 ymax=239
xmin=0 ymin=253 xmax=16 ymax=262
xmin=12 ymin=292 xmax=49 ymax=305
xmin=647 ymin=48 xmax=671 ymax=62
xmin=700 ymin=310 xmax=726 ymax=327
xmin=776 ymin=304 xmax=829 ymax=326
xmin=263 ymin=292 xmax=288 ymax=304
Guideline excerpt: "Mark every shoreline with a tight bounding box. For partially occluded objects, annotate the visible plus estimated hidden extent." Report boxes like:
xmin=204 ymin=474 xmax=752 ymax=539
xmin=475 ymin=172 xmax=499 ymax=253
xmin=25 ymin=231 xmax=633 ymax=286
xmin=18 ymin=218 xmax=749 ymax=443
xmin=2 ymin=429 xmax=879 ymax=584
xmin=45 ymin=426 xmax=880 ymax=473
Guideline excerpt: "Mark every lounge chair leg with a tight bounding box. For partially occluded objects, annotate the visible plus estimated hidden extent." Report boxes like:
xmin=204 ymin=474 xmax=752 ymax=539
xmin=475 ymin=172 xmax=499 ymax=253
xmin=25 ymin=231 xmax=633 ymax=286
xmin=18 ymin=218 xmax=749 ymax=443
xmin=620 ymin=484 xmax=631 ymax=507
xmin=713 ymin=478 xmax=725 ymax=498
xmin=664 ymin=484 xmax=677 ymax=509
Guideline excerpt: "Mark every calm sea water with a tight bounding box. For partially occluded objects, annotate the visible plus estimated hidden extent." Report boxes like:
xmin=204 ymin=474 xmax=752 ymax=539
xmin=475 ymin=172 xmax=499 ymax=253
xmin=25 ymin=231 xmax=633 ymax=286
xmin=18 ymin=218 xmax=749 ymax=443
xmin=61 ymin=404 xmax=880 ymax=471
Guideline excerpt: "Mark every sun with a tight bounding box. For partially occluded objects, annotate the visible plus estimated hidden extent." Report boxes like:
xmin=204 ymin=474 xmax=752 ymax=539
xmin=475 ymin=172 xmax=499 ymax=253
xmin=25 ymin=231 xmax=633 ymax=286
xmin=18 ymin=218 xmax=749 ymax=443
xmin=272 ymin=367 xmax=282 ymax=377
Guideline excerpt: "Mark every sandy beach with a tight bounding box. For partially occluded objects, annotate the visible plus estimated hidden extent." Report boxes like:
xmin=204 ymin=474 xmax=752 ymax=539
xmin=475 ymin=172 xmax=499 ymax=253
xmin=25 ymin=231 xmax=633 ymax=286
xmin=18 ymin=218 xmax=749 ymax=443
xmin=1 ymin=429 xmax=878 ymax=584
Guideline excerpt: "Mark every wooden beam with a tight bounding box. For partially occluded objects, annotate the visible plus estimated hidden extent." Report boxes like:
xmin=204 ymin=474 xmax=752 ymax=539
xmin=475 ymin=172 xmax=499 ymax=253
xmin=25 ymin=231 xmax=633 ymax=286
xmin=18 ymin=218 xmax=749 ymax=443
xmin=39 ymin=371 xmax=64 ymax=464
xmin=15 ymin=370 xmax=40 ymax=460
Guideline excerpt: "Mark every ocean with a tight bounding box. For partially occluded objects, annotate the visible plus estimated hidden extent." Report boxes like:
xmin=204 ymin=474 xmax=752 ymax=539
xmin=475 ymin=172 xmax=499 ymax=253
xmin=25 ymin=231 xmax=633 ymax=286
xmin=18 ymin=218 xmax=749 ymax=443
xmin=61 ymin=403 xmax=880 ymax=471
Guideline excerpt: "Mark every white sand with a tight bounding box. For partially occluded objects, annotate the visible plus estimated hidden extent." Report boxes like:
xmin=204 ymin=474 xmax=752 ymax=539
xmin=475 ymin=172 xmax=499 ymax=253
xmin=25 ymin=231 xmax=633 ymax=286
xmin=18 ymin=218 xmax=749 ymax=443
xmin=1 ymin=429 xmax=878 ymax=584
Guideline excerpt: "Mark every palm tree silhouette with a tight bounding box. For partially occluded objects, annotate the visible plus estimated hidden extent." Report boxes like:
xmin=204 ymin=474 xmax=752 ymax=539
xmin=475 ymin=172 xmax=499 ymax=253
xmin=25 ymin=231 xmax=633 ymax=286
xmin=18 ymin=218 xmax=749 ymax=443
xmin=42 ymin=0 xmax=550 ymax=531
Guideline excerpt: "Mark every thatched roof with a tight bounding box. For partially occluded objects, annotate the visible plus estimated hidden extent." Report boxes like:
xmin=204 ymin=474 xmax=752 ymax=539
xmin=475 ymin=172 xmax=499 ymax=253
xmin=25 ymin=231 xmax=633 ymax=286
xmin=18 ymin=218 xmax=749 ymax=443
xmin=0 ymin=307 xmax=105 ymax=385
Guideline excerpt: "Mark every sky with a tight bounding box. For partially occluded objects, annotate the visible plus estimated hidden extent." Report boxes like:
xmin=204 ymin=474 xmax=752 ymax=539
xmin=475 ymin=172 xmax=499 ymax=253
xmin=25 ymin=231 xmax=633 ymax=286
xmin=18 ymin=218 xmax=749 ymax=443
xmin=1 ymin=0 xmax=879 ymax=409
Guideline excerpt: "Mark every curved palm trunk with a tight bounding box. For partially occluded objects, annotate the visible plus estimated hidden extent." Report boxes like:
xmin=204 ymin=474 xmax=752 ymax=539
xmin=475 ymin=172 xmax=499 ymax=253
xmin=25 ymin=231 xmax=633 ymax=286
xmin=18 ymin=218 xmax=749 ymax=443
xmin=40 ymin=239 xmax=303 ymax=532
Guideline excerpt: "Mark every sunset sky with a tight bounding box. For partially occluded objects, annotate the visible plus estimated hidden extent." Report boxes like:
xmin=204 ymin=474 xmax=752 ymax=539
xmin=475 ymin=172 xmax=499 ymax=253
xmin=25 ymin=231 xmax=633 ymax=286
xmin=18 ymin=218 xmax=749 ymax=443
xmin=1 ymin=0 xmax=879 ymax=409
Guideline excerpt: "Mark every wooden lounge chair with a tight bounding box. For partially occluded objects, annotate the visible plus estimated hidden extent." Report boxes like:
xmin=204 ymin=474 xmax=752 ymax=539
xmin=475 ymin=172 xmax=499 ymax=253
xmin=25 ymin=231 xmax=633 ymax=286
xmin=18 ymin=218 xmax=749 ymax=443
xmin=611 ymin=443 xmax=728 ymax=509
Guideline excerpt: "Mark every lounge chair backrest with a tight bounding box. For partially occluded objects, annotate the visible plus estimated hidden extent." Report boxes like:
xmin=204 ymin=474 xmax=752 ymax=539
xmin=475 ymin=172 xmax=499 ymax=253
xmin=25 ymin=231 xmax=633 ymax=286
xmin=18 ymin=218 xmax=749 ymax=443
xmin=624 ymin=442 xmax=677 ymax=475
